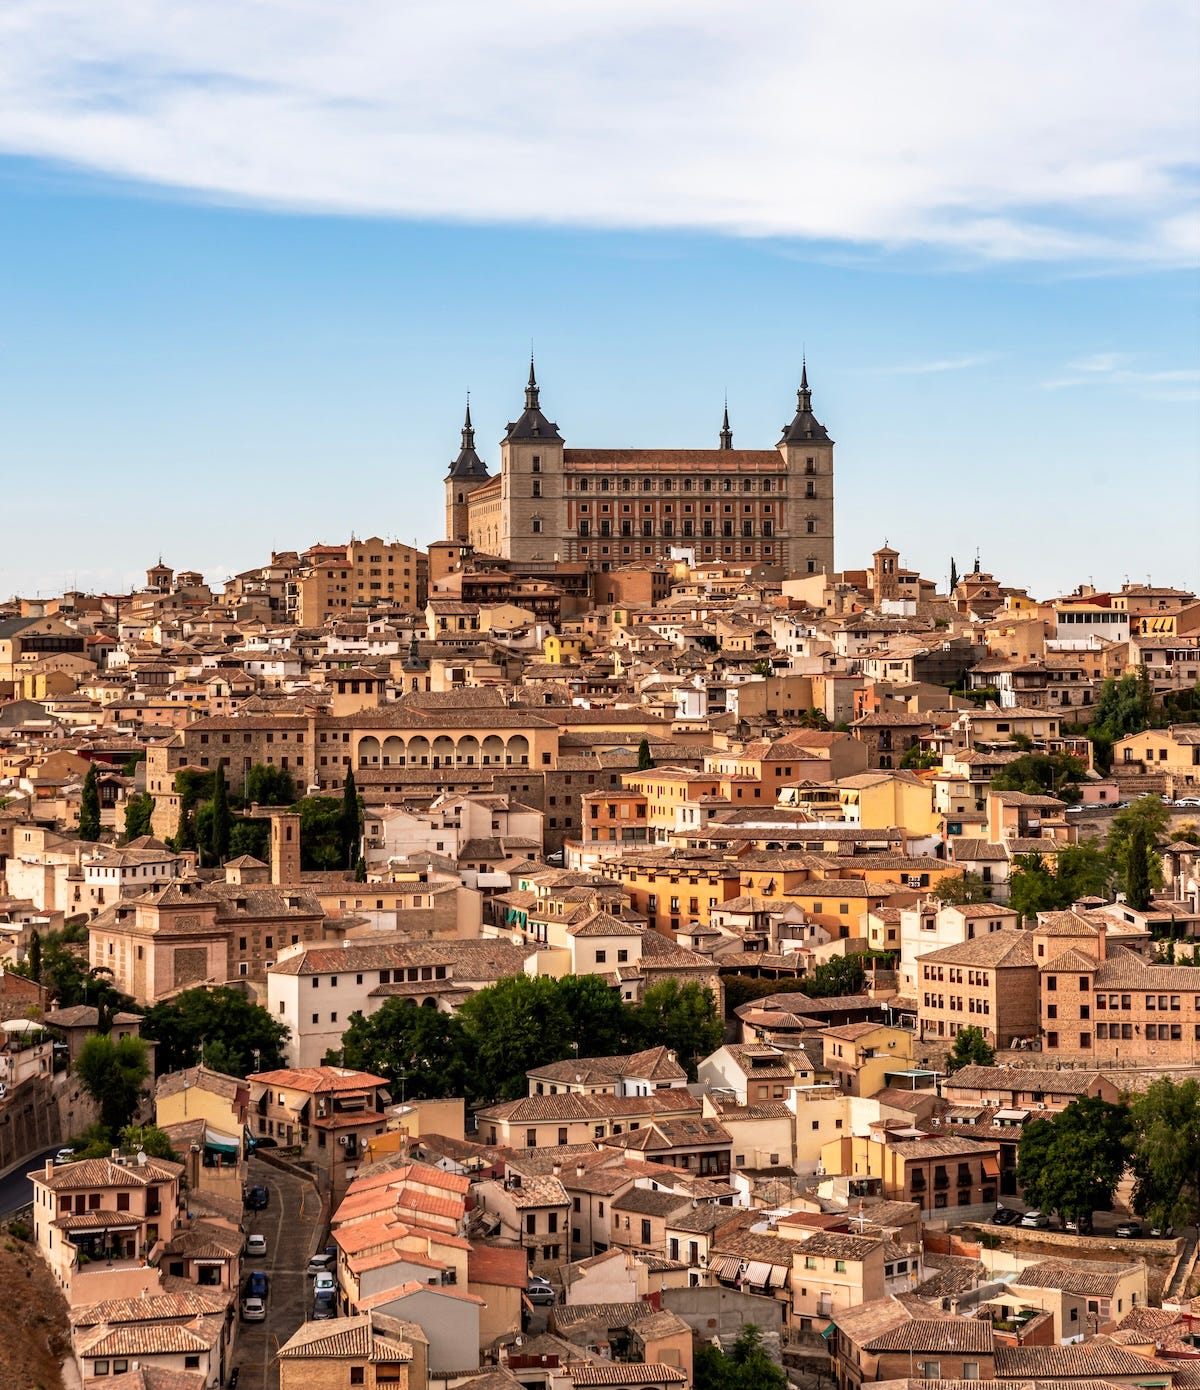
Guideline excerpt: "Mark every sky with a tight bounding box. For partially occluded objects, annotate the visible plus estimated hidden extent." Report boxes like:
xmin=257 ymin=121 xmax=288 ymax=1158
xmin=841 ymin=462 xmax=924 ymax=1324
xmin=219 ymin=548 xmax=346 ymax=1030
xmin=0 ymin=0 xmax=1197 ymax=601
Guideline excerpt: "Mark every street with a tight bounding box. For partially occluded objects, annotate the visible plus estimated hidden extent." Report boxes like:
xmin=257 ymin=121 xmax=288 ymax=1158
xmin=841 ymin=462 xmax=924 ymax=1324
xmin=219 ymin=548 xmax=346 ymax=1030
xmin=0 ymin=1146 xmax=59 ymax=1217
xmin=229 ymin=1157 xmax=324 ymax=1390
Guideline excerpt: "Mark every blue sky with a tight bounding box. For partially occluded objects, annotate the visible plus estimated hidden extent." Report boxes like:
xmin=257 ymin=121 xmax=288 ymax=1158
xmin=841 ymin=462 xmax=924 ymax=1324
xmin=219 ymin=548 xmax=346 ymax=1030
xmin=0 ymin=1 xmax=1197 ymax=600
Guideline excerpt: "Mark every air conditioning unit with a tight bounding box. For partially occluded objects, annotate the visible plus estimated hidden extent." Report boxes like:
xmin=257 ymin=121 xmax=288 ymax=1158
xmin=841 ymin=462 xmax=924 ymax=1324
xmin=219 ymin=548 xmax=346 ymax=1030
xmin=338 ymin=1135 xmax=351 ymax=1146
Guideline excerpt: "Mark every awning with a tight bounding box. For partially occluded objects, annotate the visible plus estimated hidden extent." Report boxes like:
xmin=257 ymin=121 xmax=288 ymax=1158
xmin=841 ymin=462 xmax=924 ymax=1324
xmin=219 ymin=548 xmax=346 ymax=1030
xmin=767 ymin=1265 xmax=789 ymax=1288
xmin=982 ymin=1156 xmax=1001 ymax=1178
xmin=821 ymin=1322 xmax=838 ymax=1342
xmin=205 ymin=1127 xmax=240 ymax=1156
xmin=744 ymin=1260 xmax=774 ymax=1286
xmin=708 ymin=1255 xmax=742 ymax=1281
xmin=993 ymin=1108 xmax=1029 ymax=1122
xmin=192 ymin=1258 xmax=227 ymax=1267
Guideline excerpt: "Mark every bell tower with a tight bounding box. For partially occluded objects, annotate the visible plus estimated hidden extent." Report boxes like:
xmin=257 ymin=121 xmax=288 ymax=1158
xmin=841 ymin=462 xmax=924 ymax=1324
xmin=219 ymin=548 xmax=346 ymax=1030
xmin=777 ymin=361 xmax=835 ymax=577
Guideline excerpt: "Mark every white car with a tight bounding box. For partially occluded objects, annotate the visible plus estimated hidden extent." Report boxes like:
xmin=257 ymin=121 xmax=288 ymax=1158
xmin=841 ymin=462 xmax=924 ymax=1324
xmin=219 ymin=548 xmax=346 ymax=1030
xmin=313 ymin=1271 xmax=336 ymax=1296
xmin=55 ymin=1148 xmax=76 ymax=1164
xmin=1020 ymin=1210 xmax=1050 ymax=1228
xmin=245 ymin=1234 xmax=268 ymax=1258
xmin=240 ymin=1295 xmax=266 ymax=1322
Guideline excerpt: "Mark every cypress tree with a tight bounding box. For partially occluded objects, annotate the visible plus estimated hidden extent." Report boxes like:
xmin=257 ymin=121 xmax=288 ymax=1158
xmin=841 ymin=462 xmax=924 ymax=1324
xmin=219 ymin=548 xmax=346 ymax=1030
xmin=637 ymin=738 xmax=655 ymax=770
xmin=1126 ymin=820 xmax=1152 ymax=911
xmin=78 ymin=765 xmax=101 ymax=841
xmin=950 ymin=556 xmax=959 ymax=591
xmin=340 ymin=769 xmax=361 ymax=870
xmin=210 ymin=764 xmax=231 ymax=865
xmin=28 ymin=929 xmax=42 ymax=984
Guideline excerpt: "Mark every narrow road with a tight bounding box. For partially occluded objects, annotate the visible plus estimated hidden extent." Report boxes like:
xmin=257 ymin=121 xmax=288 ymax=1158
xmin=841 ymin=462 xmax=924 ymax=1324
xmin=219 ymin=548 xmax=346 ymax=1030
xmin=231 ymin=1157 xmax=321 ymax=1390
xmin=0 ymin=1146 xmax=60 ymax=1217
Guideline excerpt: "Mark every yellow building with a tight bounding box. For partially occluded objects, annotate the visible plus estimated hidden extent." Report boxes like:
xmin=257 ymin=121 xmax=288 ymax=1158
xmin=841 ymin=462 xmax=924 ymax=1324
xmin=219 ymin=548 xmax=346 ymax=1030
xmin=621 ymin=768 xmax=724 ymax=844
xmin=292 ymin=536 xmax=424 ymax=624
xmin=821 ymin=1024 xmax=914 ymax=1097
xmin=543 ymin=633 xmax=590 ymax=664
xmin=1113 ymin=724 xmax=1200 ymax=787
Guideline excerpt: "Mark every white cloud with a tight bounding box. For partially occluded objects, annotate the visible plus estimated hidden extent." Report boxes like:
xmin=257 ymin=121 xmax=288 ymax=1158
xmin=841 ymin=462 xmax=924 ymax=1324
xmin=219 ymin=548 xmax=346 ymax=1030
xmin=0 ymin=1 xmax=1196 ymax=262
xmin=877 ymin=355 xmax=994 ymax=375
xmin=1044 ymin=354 xmax=1200 ymax=399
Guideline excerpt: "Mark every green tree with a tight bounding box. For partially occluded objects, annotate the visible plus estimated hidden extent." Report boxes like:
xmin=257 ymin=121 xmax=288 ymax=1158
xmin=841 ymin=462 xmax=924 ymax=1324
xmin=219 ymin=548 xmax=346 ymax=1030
xmin=456 ymin=974 xmax=575 ymax=1101
xmin=991 ymin=752 xmax=1087 ymax=803
xmin=1017 ymin=1096 xmax=1131 ymax=1225
xmin=900 ymin=745 xmax=940 ymax=771
xmin=209 ymin=763 xmax=231 ymax=864
xmin=1108 ymin=795 xmax=1167 ymax=896
xmin=936 ymin=872 xmax=992 ymax=905
xmin=802 ymin=954 xmax=865 ymax=999
xmin=228 ymin=818 xmax=270 ymax=861
xmin=27 ymin=929 xmax=42 ymax=984
xmin=336 ymin=1000 xmax=469 ymax=1100
xmin=1124 ymin=819 xmax=1153 ymax=910
xmin=244 ymin=763 xmax=296 ymax=807
xmin=118 ymin=1124 xmax=179 ymax=1162
xmin=695 ymin=1325 xmax=787 ymax=1390
xmin=946 ymin=1026 xmax=995 ymax=1073
xmin=123 ymin=792 xmax=155 ymax=842
xmin=949 ymin=557 xmax=958 ymax=591
xmin=296 ymin=796 xmax=347 ymax=870
xmin=1091 ymin=669 xmax=1155 ymax=741
xmin=637 ymin=738 xmax=655 ymax=770
xmin=172 ymin=768 xmax=214 ymax=852
xmin=76 ymin=1034 xmax=149 ymax=1135
xmin=140 ymin=986 xmax=289 ymax=1077
xmin=1008 ymin=852 xmax=1067 ymax=922
xmin=629 ymin=980 xmax=724 ymax=1079
xmin=78 ymin=765 xmax=101 ymax=841
xmin=339 ymin=769 xmax=362 ymax=869
xmin=1129 ymin=1077 xmax=1200 ymax=1231
xmin=1055 ymin=841 xmax=1113 ymax=904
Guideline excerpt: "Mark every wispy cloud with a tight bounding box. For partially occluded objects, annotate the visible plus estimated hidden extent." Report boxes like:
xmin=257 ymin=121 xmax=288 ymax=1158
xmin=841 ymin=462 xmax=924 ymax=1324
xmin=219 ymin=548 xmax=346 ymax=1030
xmin=877 ymin=355 xmax=996 ymax=375
xmin=0 ymin=2 xmax=1196 ymax=265
xmin=1044 ymin=353 xmax=1200 ymax=399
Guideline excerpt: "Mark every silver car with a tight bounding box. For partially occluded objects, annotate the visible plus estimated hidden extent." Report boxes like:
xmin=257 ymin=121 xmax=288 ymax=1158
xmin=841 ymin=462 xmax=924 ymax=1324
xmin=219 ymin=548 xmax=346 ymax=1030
xmin=240 ymin=1295 xmax=266 ymax=1322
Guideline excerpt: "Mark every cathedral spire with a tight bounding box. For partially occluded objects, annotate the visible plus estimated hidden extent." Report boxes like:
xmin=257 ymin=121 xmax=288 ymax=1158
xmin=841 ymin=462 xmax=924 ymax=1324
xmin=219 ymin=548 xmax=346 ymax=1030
xmin=525 ymin=356 xmax=540 ymax=411
xmin=461 ymin=396 xmax=475 ymax=452
xmin=719 ymin=397 xmax=732 ymax=450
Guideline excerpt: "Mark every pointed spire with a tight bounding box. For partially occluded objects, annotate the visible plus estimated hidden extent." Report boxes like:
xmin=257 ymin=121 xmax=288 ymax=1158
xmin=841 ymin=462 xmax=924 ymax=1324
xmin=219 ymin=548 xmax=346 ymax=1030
xmin=525 ymin=356 xmax=540 ymax=411
xmin=461 ymin=395 xmax=475 ymax=452
xmin=719 ymin=396 xmax=732 ymax=450
xmin=797 ymin=357 xmax=812 ymax=413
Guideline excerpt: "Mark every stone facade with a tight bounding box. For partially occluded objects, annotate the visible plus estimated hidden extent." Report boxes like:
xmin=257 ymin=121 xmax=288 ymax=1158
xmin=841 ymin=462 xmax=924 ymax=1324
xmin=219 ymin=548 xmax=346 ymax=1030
xmin=447 ymin=361 xmax=836 ymax=575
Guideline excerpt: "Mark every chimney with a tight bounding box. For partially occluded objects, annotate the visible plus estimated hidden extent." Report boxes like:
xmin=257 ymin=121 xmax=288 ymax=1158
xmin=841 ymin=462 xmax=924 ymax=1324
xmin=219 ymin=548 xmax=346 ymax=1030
xmin=576 ymin=1164 xmax=585 ymax=1178
xmin=45 ymin=1158 xmax=54 ymax=1179
xmin=552 ymin=1163 xmax=561 ymax=1178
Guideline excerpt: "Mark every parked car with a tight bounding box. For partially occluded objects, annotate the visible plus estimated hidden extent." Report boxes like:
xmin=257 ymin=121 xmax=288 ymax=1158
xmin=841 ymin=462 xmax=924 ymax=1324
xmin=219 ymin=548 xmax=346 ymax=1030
xmin=1063 ymin=1215 xmax=1093 ymax=1233
xmin=1020 ymin=1210 xmax=1050 ymax=1228
xmin=1174 ymin=797 xmax=1200 ymax=808
xmin=312 ymin=1293 xmax=337 ymax=1320
xmin=244 ymin=1234 xmax=268 ymax=1258
xmin=244 ymin=1271 xmax=269 ymax=1299
xmin=990 ymin=1208 xmax=1020 ymax=1225
xmin=248 ymin=1135 xmax=278 ymax=1150
xmin=314 ymin=1271 xmax=336 ymax=1296
xmin=1151 ymin=1225 xmax=1176 ymax=1238
xmin=526 ymin=1280 xmax=555 ymax=1306
xmin=240 ymin=1296 xmax=266 ymax=1323
xmin=306 ymin=1249 xmax=337 ymax=1274
xmin=55 ymin=1148 xmax=76 ymax=1164
xmin=1115 ymin=1221 xmax=1142 ymax=1238
xmin=243 ymin=1185 xmax=269 ymax=1210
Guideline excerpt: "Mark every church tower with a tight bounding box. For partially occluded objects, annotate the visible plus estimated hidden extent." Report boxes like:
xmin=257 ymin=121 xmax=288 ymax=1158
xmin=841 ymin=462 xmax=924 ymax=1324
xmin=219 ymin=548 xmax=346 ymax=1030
xmin=777 ymin=362 xmax=835 ymax=577
xmin=499 ymin=358 xmax=567 ymax=563
xmin=444 ymin=399 xmax=490 ymax=542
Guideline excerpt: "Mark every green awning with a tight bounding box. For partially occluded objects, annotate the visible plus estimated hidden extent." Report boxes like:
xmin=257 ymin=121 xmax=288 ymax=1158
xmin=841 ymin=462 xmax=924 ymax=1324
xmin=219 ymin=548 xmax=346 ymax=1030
xmin=205 ymin=1127 xmax=240 ymax=1156
xmin=821 ymin=1322 xmax=837 ymax=1342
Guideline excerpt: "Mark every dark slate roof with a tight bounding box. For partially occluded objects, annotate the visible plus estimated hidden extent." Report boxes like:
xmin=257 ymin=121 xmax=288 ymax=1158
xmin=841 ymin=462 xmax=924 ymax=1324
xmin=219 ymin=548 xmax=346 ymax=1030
xmin=778 ymin=366 xmax=832 ymax=445
xmin=447 ymin=403 xmax=491 ymax=480
xmin=504 ymin=360 xmax=563 ymax=442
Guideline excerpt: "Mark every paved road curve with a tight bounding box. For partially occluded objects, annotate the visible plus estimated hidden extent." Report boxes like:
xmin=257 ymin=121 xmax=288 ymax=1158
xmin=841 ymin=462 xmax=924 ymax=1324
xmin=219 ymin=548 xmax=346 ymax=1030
xmin=230 ymin=1157 xmax=323 ymax=1390
xmin=0 ymin=1146 xmax=60 ymax=1216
